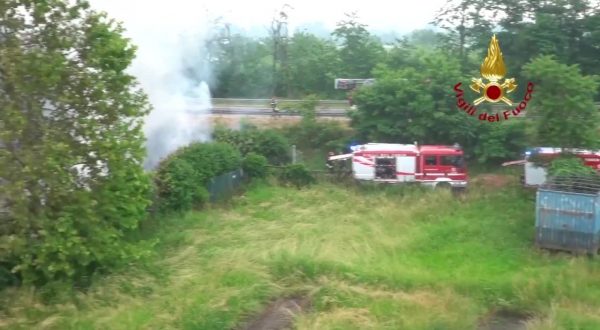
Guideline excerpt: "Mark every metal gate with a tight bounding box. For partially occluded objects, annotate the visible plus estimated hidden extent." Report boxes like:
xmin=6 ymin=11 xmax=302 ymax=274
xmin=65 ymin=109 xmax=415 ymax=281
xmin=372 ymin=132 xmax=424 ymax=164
xmin=206 ymin=169 xmax=244 ymax=203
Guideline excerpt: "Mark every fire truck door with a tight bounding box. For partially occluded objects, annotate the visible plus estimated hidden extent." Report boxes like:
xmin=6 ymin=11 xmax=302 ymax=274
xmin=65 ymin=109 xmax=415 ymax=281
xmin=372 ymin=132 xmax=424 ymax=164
xmin=397 ymin=156 xmax=416 ymax=182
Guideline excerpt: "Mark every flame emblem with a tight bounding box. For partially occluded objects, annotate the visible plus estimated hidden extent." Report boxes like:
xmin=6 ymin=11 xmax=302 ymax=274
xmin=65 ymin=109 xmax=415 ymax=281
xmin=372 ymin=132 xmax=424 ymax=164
xmin=470 ymin=35 xmax=517 ymax=106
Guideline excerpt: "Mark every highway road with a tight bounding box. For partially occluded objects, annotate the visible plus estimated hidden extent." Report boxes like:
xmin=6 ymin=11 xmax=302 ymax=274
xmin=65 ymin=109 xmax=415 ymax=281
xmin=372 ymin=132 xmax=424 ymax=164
xmin=209 ymin=107 xmax=349 ymax=117
xmin=182 ymin=98 xmax=351 ymax=117
xmin=187 ymin=106 xmax=347 ymax=117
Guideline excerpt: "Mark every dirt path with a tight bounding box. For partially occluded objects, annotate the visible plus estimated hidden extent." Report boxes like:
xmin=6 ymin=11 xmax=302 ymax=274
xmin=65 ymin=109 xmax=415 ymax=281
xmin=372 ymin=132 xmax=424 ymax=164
xmin=241 ymin=296 xmax=311 ymax=330
xmin=478 ymin=310 xmax=531 ymax=330
xmin=471 ymin=174 xmax=517 ymax=189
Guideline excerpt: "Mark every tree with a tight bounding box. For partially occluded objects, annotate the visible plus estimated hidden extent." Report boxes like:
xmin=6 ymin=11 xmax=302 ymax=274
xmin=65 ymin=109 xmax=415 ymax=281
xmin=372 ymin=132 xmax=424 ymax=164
xmin=522 ymin=55 xmax=600 ymax=148
xmin=287 ymin=32 xmax=341 ymax=98
xmin=0 ymin=0 xmax=151 ymax=283
xmin=350 ymin=49 xmax=480 ymax=148
xmin=472 ymin=120 xmax=528 ymax=163
xmin=489 ymin=0 xmax=600 ymax=87
xmin=331 ymin=12 xmax=385 ymax=78
xmin=211 ymin=34 xmax=273 ymax=98
xmin=432 ymin=0 xmax=496 ymax=72
xmin=434 ymin=0 xmax=600 ymax=93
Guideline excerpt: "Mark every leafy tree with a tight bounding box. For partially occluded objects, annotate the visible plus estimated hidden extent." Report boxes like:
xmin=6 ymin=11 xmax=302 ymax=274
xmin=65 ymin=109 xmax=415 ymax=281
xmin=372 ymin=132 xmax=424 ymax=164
xmin=350 ymin=49 xmax=479 ymax=147
xmin=331 ymin=12 xmax=385 ymax=78
xmin=494 ymin=0 xmax=600 ymax=79
xmin=472 ymin=121 xmax=528 ymax=163
xmin=406 ymin=29 xmax=445 ymax=48
xmin=434 ymin=0 xmax=600 ymax=99
xmin=279 ymin=94 xmax=353 ymax=152
xmin=522 ymin=55 xmax=600 ymax=148
xmin=287 ymin=32 xmax=341 ymax=98
xmin=0 ymin=0 xmax=151 ymax=283
xmin=432 ymin=0 xmax=495 ymax=72
xmin=212 ymin=34 xmax=273 ymax=98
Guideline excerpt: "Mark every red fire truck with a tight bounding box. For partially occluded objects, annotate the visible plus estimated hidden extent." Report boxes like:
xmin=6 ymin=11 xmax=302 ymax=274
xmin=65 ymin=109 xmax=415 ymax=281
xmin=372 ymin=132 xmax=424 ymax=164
xmin=329 ymin=143 xmax=467 ymax=188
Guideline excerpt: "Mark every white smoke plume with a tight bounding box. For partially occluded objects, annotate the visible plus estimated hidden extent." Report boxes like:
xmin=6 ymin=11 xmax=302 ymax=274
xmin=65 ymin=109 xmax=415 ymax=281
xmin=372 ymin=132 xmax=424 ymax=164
xmin=89 ymin=0 xmax=216 ymax=169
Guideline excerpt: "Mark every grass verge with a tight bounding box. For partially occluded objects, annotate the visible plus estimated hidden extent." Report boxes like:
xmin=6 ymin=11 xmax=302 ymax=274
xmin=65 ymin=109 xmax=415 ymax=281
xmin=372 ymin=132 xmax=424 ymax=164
xmin=1 ymin=177 xmax=599 ymax=329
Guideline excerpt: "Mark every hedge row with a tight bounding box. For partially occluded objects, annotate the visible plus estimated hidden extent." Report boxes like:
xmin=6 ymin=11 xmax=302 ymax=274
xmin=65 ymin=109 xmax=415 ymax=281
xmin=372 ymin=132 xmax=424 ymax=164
xmin=154 ymin=142 xmax=242 ymax=212
xmin=212 ymin=125 xmax=291 ymax=165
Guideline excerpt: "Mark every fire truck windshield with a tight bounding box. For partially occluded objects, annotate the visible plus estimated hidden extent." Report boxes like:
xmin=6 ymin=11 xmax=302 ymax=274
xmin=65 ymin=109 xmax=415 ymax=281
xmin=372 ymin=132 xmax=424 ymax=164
xmin=441 ymin=155 xmax=465 ymax=168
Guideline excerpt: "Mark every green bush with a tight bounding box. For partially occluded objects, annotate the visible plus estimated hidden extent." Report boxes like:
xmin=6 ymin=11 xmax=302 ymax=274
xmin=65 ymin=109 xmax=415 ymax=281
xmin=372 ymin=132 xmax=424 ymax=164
xmin=278 ymin=164 xmax=316 ymax=189
xmin=472 ymin=120 xmax=528 ymax=164
xmin=213 ymin=125 xmax=291 ymax=165
xmin=243 ymin=153 xmax=268 ymax=179
xmin=282 ymin=120 xmax=354 ymax=151
xmin=546 ymin=155 xmax=600 ymax=193
xmin=155 ymin=142 xmax=241 ymax=212
xmin=253 ymin=130 xmax=291 ymax=165
xmin=155 ymin=157 xmax=204 ymax=212
xmin=548 ymin=155 xmax=597 ymax=177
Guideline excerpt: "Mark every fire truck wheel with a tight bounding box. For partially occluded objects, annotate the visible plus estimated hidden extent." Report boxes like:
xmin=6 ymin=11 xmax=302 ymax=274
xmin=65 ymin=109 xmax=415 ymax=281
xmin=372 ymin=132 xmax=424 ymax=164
xmin=435 ymin=182 xmax=451 ymax=190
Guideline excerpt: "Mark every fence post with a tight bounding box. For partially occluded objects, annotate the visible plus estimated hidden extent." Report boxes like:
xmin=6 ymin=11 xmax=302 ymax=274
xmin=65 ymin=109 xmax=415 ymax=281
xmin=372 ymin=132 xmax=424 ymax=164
xmin=292 ymin=145 xmax=297 ymax=164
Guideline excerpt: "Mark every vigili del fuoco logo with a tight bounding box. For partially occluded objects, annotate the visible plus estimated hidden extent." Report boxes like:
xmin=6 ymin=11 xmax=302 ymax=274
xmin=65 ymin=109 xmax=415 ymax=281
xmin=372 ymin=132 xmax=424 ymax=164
xmin=454 ymin=34 xmax=534 ymax=122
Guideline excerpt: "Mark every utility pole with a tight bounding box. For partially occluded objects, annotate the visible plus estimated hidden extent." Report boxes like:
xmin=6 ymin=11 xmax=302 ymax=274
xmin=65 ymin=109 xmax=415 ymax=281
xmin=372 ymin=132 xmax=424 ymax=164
xmin=269 ymin=4 xmax=292 ymax=97
xmin=292 ymin=145 xmax=297 ymax=164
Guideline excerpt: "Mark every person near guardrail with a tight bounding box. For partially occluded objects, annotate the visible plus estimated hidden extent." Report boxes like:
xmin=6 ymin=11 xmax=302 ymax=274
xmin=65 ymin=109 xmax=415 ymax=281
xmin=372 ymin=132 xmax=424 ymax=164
xmin=270 ymin=97 xmax=278 ymax=111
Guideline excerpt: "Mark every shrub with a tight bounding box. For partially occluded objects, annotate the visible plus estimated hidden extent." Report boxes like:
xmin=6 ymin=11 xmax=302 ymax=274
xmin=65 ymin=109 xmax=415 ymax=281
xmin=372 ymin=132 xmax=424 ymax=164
xmin=243 ymin=153 xmax=268 ymax=179
xmin=278 ymin=164 xmax=316 ymax=189
xmin=282 ymin=120 xmax=354 ymax=151
xmin=472 ymin=120 xmax=528 ymax=164
xmin=155 ymin=157 xmax=204 ymax=212
xmin=548 ymin=155 xmax=597 ymax=177
xmin=298 ymin=94 xmax=319 ymax=125
xmin=155 ymin=142 xmax=241 ymax=213
xmin=252 ymin=130 xmax=291 ymax=165
xmin=213 ymin=126 xmax=291 ymax=165
xmin=546 ymin=155 xmax=600 ymax=193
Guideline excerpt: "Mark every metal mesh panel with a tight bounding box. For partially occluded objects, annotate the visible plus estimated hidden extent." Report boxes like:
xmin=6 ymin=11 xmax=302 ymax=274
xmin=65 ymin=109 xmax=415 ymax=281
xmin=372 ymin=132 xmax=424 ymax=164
xmin=206 ymin=169 xmax=244 ymax=202
xmin=540 ymin=175 xmax=600 ymax=195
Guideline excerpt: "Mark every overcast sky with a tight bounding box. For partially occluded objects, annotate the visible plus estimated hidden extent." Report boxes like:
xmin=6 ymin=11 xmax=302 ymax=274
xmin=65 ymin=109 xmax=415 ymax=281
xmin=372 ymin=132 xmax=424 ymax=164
xmin=89 ymin=0 xmax=448 ymax=36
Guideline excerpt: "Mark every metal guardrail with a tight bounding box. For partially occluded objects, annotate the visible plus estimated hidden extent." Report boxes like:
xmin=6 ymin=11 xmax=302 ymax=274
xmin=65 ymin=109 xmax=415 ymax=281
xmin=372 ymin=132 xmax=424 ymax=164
xmin=208 ymin=98 xmax=600 ymax=105
xmin=196 ymin=98 xmax=600 ymax=119
xmin=206 ymin=108 xmax=349 ymax=117
xmin=211 ymin=98 xmax=348 ymax=105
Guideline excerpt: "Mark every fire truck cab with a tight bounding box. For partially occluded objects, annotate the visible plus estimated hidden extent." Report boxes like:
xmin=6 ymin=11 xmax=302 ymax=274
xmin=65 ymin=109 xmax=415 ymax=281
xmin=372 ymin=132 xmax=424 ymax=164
xmin=335 ymin=143 xmax=467 ymax=188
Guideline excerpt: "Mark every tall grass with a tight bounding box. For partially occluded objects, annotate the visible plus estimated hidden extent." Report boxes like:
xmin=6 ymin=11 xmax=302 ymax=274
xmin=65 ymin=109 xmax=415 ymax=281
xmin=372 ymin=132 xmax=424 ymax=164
xmin=1 ymin=178 xmax=599 ymax=329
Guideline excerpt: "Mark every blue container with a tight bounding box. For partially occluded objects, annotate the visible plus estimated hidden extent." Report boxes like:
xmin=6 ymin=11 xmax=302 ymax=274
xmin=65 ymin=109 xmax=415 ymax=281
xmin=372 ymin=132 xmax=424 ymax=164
xmin=535 ymin=189 xmax=600 ymax=254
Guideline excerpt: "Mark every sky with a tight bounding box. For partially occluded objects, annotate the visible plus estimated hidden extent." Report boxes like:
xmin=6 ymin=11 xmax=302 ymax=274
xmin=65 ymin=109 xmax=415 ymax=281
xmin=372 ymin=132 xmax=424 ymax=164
xmin=89 ymin=0 xmax=448 ymax=36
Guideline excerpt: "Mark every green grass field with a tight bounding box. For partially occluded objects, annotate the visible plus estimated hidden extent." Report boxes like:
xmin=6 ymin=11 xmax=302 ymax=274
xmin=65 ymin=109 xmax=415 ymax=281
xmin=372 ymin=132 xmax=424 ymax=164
xmin=2 ymin=177 xmax=600 ymax=329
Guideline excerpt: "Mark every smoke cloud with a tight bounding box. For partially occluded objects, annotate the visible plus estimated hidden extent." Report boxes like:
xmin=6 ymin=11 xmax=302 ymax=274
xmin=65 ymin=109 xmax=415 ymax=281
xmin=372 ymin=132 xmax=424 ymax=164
xmin=89 ymin=0 xmax=216 ymax=169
